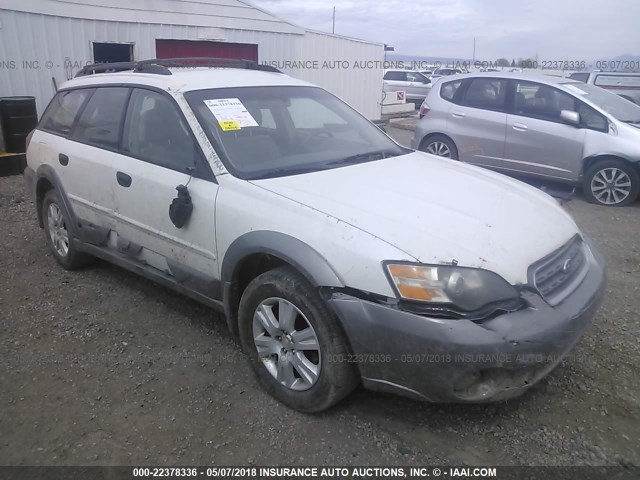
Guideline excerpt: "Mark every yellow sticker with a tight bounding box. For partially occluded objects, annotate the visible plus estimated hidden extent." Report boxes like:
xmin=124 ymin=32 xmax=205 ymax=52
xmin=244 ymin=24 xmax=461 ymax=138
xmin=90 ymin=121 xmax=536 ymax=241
xmin=219 ymin=120 xmax=240 ymax=131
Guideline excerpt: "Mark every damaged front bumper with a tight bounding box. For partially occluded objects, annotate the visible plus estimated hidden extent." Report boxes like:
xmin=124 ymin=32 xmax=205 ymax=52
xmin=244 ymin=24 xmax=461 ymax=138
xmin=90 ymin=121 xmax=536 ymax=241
xmin=328 ymin=239 xmax=606 ymax=403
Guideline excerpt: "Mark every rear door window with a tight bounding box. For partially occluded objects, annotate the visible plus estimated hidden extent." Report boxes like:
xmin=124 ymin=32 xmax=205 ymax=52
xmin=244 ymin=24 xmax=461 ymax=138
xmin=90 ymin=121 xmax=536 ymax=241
xmin=384 ymin=71 xmax=407 ymax=81
xmin=40 ymin=89 xmax=93 ymax=136
xmin=73 ymin=87 xmax=130 ymax=149
xmin=462 ymin=78 xmax=508 ymax=111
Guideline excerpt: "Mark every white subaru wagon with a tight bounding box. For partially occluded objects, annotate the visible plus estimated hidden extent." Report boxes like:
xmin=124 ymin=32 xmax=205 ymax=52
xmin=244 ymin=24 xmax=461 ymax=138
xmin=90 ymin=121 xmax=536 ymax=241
xmin=25 ymin=59 xmax=606 ymax=412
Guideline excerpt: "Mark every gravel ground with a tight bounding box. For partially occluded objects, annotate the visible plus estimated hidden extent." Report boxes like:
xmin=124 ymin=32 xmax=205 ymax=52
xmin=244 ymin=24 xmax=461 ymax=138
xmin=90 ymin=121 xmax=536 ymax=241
xmin=1 ymin=151 xmax=639 ymax=467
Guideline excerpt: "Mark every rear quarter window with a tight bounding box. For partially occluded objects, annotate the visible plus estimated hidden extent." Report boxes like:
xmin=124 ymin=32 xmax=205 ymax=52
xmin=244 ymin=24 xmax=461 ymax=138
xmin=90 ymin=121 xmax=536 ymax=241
xmin=40 ymin=89 xmax=93 ymax=136
xmin=440 ymin=79 xmax=463 ymax=102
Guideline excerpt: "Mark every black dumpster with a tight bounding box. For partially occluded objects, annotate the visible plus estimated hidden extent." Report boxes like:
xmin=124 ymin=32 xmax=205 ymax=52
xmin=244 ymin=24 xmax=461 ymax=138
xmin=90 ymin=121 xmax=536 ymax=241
xmin=0 ymin=96 xmax=38 ymax=153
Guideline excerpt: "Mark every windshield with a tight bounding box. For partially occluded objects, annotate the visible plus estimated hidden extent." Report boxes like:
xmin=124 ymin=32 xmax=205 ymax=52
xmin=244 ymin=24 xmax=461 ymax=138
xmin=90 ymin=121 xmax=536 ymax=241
xmin=562 ymin=82 xmax=640 ymax=123
xmin=185 ymin=86 xmax=407 ymax=179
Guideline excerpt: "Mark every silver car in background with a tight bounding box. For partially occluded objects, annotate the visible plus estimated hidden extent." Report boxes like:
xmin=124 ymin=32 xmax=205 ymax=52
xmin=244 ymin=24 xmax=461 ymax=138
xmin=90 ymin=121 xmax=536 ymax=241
xmin=412 ymin=73 xmax=640 ymax=206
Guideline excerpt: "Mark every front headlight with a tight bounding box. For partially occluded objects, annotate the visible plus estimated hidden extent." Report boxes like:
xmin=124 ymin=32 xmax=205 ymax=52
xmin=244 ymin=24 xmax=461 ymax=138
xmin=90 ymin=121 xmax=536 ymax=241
xmin=385 ymin=262 xmax=519 ymax=312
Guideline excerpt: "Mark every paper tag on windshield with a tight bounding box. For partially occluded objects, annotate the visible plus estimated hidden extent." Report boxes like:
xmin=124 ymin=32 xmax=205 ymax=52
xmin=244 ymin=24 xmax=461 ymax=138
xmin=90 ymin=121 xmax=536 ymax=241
xmin=219 ymin=120 xmax=240 ymax=131
xmin=564 ymin=84 xmax=588 ymax=95
xmin=204 ymin=98 xmax=259 ymax=129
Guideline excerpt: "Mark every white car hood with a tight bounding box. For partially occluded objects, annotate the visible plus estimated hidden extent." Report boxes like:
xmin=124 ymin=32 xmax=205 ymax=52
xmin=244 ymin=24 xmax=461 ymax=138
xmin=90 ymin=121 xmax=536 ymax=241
xmin=250 ymin=151 xmax=580 ymax=285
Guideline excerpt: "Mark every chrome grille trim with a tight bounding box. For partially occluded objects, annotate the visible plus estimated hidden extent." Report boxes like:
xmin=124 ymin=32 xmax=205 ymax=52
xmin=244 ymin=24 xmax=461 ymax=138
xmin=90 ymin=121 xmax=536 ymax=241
xmin=530 ymin=235 xmax=589 ymax=306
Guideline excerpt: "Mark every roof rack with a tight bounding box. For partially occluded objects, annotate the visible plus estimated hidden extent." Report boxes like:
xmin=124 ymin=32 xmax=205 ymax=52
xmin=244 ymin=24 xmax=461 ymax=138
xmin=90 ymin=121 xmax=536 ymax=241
xmin=75 ymin=57 xmax=282 ymax=78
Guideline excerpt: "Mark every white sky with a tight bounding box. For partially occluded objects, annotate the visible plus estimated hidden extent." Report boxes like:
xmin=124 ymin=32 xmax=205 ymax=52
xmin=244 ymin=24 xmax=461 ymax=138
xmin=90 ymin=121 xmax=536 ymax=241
xmin=249 ymin=0 xmax=640 ymax=60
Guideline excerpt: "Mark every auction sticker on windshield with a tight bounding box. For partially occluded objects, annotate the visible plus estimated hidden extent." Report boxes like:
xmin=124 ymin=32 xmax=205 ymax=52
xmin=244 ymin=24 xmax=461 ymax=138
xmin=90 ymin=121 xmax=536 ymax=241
xmin=204 ymin=98 xmax=259 ymax=131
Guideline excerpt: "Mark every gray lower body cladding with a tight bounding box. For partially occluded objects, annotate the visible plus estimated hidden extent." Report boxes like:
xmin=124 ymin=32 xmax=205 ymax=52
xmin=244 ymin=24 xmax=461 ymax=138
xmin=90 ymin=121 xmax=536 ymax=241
xmin=329 ymin=241 xmax=606 ymax=403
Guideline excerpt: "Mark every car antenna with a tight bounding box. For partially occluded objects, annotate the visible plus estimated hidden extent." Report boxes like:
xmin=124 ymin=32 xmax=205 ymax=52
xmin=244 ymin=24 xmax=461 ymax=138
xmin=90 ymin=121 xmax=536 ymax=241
xmin=184 ymin=166 xmax=195 ymax=187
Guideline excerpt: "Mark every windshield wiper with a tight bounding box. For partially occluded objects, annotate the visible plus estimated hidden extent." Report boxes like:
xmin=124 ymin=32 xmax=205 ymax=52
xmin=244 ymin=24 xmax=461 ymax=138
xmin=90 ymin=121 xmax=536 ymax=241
xmin=249 ymin=148 xmax=407 ymax=179
xmin=327 ymin=149 xmax=403 ymax=166
xmin=248 ymin=165 xmax=324 ymax=180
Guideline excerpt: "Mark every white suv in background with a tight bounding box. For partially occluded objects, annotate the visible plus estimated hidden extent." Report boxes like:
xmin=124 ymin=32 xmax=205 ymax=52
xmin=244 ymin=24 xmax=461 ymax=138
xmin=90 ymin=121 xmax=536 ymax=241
xmin=383 ymin=69 xmax=432 ymax=106
xmin=26 ymin=59 xmax=605 ymax=412
xmin=569 ymin=71 xmax=640 ymax=105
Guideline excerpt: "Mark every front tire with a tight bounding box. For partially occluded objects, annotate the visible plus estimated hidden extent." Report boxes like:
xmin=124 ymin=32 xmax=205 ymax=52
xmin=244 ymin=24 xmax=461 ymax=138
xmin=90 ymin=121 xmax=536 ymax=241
xmin=583 ymin=159 xmax=639 ymax=207
xmin=42 ymin=190 xmax=94 ymax=269
xmin=238 ymin=266 xmax=358 ymax=412
xmin=420 ymin=134 xmax=459 ymax=160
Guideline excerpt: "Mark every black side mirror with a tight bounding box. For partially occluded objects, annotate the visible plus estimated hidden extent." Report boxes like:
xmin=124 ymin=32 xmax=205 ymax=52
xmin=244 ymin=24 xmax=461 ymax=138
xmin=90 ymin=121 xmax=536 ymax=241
xmin=169 ymin=184 xmax=193 ymax=229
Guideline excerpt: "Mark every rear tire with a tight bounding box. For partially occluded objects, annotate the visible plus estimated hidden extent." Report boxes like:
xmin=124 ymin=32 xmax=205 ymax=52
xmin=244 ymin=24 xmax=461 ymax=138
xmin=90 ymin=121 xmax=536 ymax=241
xmin=583 ymin=159 xmax=639 ymax=207
xmin=420 ymin=134 xmax=459 ymax=160
xmin=42 ymin=190 xmax=94 ymax=269
xmin=238 ymin=266 xmax=358 ymax=412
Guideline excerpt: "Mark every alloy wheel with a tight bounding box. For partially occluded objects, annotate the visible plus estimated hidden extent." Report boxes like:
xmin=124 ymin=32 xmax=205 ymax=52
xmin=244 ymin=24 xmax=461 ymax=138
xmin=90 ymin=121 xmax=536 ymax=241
xmin=590 ymin=167 xmax=632 ymax=205
xmin=426 ymin=141 xmax=451 ymax=158
xmin=252 ymin=297 xmax=321 ymax=391
xmin=47 ymin=202 xmax=69 ymax=257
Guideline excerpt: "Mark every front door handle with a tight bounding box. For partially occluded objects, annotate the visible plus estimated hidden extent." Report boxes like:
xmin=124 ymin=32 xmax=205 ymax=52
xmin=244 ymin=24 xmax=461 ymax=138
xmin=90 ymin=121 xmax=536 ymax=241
xmin=513 ymin=123 xmax=528 ymax=131
xmin=451 ymin=111 xmax=465 ymax=118
xmin=58 ymin=153 xmax=69 ymax=166
xmin=116 ymin=171 xmax=132 ymax=188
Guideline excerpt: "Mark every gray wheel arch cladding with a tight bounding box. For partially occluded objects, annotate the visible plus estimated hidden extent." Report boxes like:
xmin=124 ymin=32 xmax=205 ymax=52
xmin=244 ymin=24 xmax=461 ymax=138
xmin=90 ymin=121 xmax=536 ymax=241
xmin=221 ymin=231 xmax=345 ymax=335
xmin=34 ymin=164 xmax=79 ymax=236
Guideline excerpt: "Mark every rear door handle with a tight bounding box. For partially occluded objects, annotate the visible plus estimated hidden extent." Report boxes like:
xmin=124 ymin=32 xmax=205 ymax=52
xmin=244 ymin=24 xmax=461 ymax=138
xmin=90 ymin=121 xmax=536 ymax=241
xmin=116 ymin=171 xmax=132 ymax=188
xmin=58 ymin=153 xmax=69 ymax=166
xmin=451 ymin=111 xmax=465 ymax=118
xmin=513 ymin=123 xmax=528 ymax=131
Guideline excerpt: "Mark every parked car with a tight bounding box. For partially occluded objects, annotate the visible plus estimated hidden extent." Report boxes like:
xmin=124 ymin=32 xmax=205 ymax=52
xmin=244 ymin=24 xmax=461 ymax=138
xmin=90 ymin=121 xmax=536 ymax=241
xmin=383 ymin=69 xmax=432 ymax=106
xmin=412 ymin=72 xmax=640 ymax=206
xmin=428 ymin=68 xmax=467 ymax=83
xmin=25 ymin=60 xmax=605 ymax=412
xmin=433 ymin=67 xmax=465 ymax=76
xmin=568 ymin=71 xmax=640 ymax=104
